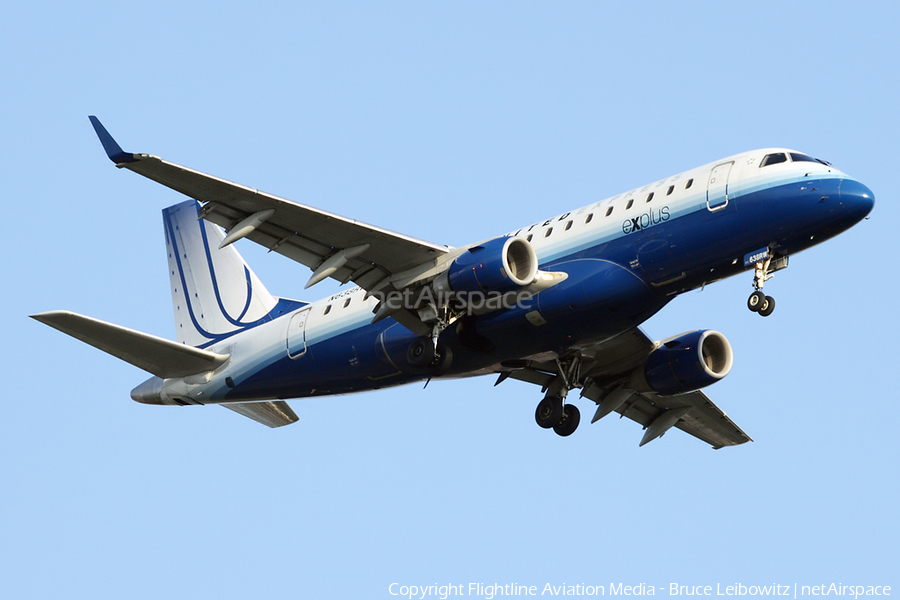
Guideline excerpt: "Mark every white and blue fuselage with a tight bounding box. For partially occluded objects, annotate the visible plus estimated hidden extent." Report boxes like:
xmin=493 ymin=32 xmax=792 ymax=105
xmin=34 ymin=122 xmax=873 ymax=442
xmin=129 ymin=147 xmax=872 ymax=409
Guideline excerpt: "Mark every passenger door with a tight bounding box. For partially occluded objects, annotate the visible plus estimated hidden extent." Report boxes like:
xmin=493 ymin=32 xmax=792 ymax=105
xmin=707 ymin=161 xmax=733 ymax=211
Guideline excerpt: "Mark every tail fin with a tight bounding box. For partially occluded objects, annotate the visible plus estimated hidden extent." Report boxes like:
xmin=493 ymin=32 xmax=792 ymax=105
xmin=163 ymin=200 xmax=300 ymax=347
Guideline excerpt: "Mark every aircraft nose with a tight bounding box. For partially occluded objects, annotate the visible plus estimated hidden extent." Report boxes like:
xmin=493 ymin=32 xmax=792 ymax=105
xmin=840 ymin=179 xmax=875 ymax=221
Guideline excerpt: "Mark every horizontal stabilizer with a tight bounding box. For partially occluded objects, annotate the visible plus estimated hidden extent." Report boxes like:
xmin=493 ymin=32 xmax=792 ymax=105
xmin=31 ymin=310 xmax=229 ymax=379
xmin=222 ymin=401 xmax=299 ymax=428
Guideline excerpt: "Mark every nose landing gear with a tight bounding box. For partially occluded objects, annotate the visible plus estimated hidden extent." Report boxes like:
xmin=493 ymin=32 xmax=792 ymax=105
xmin=746 ymin=251 xmax=787 ymax=317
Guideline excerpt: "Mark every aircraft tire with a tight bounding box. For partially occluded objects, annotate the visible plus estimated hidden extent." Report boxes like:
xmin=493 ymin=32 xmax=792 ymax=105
xmin=431 ymin=344 xmax=453 ymax=375
xmin=553 ymin=404 xmax=581 ymax=437
xmin=535 ymin=397 xmax=563 ymax=429
xmin=759 ymin=295 xmax=776 ymax=317
xmin=407 ymin=337 xmax=435 ymax=367
xmin=747 ymin=291 xmax=766 ymax=312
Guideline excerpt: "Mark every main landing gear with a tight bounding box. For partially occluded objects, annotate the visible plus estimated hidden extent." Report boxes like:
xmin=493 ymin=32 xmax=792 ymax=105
xmin=746 ymin=251 xmax=787 ymax=318
xmin=533 ymin=356 xmax=582 ymax=437
xmin=405 ymin=335 xmax=453 ymax=374
xmin=535 ymin=396 xmax=581 ymax=436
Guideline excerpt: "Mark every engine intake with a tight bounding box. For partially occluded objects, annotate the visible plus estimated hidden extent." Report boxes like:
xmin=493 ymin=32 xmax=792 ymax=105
xmin=644 ymin=330 xmax=733 ymax=396
xmin=435 ymin=236 xmax=538 ymax=295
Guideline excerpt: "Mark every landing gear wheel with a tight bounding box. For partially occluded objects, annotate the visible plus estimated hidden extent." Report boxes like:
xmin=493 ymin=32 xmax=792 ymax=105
xmin=758 ymin=295 xmax=776 ymax=317
xmin=535 ymin=397 xmax=563 ymax=429
xmin=553 ymin=404 xmax=581 ymax=437
xmin=747 ymin=290 xmax=766 ymax=312
xmin=406 ymin=337 xmax=435 ymax=367
xmin=431 ymin=345 xmax=453 ymax=375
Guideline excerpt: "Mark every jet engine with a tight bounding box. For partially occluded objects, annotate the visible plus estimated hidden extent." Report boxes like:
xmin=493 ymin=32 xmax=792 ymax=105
xmin=433 ymin=236 xmax=538 ymax=295
xmin=643 ymin=330 xmax=733 ymax=396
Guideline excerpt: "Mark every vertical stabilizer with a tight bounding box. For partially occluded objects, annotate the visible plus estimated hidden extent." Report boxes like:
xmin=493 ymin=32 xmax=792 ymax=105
xmin=163 ymin=200 xmax=283 ymax=347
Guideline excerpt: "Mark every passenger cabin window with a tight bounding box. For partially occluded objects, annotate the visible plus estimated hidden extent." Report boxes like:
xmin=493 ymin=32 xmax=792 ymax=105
xmin=544 ymin=227 xmax=553 ymax=237
xmin=565 ymin=220 xmax=573 ymax=231
xmin=323 ymin=304 xmax=332 ymax=315
xmin=666 ymin=185 xmax=674 ymax=195
xmin=526 ymin=234 xmax=533 ymax=242
xmin=685 ymin=178 xmax=693 ymax=189
xmin=645 ymin=192 xmax=654 ymax=203
xmin=760 ymin=153 xmax=787 ymax=167
xmin=605 ymin=206 xmax=613 ymax=217
xmin=343 ymin=298 xmax=351 ymax=308
xmin=585 ymin=213 xmax=594 ymax=224
xmin=626 ymin=199 xmax=634 ymax=210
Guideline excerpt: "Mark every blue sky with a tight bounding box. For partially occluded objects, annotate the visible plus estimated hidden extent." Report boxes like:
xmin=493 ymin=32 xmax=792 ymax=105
xmin=2 ymin=1 xmax=897 ymax=598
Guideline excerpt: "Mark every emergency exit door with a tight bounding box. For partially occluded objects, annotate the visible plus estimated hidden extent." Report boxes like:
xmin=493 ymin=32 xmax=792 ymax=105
xmin=286 ymin=308 xmax=311 ymax=359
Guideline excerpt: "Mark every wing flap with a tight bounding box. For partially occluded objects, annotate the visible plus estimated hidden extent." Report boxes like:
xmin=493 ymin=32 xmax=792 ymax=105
xmin=222 ymin=401 xmax=299 ymax=428
xmin=31 ymin=311 xmax=228 ymax=379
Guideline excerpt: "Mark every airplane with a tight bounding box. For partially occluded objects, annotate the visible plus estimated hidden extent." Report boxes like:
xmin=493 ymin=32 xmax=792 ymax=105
xmin=31 ymin=117 xmax=875 ymax=448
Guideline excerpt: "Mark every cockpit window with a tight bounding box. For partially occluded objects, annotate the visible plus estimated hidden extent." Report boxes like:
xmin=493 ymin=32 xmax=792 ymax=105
xmin=760 ymin=153 xmax=787 ymax=167
xmin=790 ymin=152 xmax=830 ymax=166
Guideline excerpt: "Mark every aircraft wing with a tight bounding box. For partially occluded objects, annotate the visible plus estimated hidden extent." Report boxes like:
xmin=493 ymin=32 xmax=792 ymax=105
xmin=89 ymin=117 xmax=449 ymax=293
xmin=601 ymin=389 xmax=751 ymax=449
xmin=500 ymin=327 xmax=752 ymax=449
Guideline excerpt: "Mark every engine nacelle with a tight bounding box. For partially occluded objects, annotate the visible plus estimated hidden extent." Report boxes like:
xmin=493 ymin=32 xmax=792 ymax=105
xmin=434 ymin=236 xmax=538 ymax=295
xmin=643 ymin=330 xmax=733 ymax=396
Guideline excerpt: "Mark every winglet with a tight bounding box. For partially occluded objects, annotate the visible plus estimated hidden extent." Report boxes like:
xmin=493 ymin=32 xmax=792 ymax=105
xmin=88 ymin=116 xmax=138 ymax=164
